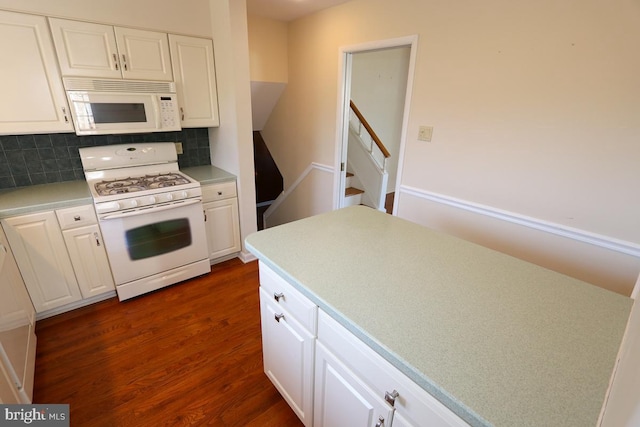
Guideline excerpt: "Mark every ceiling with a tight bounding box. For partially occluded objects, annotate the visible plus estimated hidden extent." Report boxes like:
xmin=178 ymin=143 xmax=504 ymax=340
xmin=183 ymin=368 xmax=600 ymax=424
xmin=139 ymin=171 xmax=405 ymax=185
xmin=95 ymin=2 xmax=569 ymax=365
xmin=246 ymin=0 xmax=352 ymax=22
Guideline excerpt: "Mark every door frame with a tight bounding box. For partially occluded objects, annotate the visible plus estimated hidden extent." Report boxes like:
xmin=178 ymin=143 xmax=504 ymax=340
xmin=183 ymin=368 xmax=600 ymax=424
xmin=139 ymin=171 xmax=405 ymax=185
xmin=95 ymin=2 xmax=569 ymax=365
xmin=333 ymin=35 xmax=419 ymax=214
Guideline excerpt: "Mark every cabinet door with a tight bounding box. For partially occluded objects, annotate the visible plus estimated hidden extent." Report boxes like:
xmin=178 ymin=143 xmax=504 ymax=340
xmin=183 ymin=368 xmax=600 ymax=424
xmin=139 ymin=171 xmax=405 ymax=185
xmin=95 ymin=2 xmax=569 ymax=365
xmin=115 ymin=27 xmax=172 ymax=81
xmin=48 ymin=18 xmax=121 ymax=79
xmin=314 ymin=341 xmax=394 ymax=427
xmin=62 ymin=224 xmax=115 ymax=299
xmin=1 ymin=212 xmax=82 ymax=313
xmin=169 ymin=34 xmax=220 ymax=127
xmin=0 ymin=11 xmax=72 ymax=134
xmin=203 ymin=198 xmax=240 ymax=260
xmin=260 ymin=288 xmax=314 ymax=426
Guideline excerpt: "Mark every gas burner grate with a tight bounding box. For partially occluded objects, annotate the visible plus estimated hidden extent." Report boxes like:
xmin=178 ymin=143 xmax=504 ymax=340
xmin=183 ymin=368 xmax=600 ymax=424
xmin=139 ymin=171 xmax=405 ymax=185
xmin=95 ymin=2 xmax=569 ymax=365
xmin=93 ymin=172 xmax=192 ymax=196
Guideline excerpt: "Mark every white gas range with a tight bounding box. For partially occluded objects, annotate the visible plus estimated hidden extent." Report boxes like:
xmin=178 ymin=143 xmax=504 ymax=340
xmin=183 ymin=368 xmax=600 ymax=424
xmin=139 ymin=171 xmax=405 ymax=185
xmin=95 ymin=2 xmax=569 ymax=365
xmin=79 ymin=143 xmax=210 ymax=301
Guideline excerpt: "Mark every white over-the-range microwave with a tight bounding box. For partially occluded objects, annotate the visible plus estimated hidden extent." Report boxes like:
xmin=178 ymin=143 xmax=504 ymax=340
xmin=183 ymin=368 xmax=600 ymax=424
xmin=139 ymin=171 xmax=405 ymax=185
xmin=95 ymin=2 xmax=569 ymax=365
xmin=63 ymin=77 xmax=181 ymax=135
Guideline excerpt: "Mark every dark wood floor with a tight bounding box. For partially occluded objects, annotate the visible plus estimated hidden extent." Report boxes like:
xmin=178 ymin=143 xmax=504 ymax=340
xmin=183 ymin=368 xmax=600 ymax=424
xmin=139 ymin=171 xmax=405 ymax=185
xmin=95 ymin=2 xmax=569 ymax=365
xmin=33 ymin=259 xmax=303 ymax=427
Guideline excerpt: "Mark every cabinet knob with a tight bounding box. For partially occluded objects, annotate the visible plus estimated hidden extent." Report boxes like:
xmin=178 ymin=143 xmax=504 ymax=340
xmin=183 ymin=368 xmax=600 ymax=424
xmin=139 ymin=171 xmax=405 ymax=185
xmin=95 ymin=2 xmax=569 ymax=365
xmin=217 ymin=191 xmax=223 ymax=196
xmin=113 ymin=53 xmax=119 ymax=70
xmin=74 ymin=215 xmax=81 ymax=221
xmin=94 ymin=232 xmax=101 ymax=247
xmin=273 ymin=292 xmax=284 ymax=302
xmin=375 ymin=416 xmax=385 ymax=427
xmin=274 ymin=313 xmax=284 ymax=323
xmin=122 ymin=54 xmax=128 ymax=71
xmin=385 ymin=389 xmax=399 ymax=407
xmin=180 ymin=107 xmax=185 ymax=121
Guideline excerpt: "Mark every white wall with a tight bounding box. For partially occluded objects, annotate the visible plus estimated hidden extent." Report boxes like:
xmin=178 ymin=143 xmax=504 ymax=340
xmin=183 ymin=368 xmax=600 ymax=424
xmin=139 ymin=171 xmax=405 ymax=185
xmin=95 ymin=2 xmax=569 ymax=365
xmin=260 ymin=0 xmax=640 ymax=294
xmin=351 ymin=46 xmax=410 ymax=193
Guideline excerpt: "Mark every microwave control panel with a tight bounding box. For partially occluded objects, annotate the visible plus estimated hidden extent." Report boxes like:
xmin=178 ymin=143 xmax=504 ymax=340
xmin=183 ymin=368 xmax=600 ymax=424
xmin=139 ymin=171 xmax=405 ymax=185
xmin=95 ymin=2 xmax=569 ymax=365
xmin=159 ymin=96 xmax=180 ymax=129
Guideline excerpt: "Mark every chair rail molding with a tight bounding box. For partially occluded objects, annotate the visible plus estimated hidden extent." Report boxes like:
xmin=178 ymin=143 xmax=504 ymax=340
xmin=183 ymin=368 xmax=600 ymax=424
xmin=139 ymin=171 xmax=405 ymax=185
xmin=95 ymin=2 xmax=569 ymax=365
xmin=399 ymin=185 xmax=640 ymax=258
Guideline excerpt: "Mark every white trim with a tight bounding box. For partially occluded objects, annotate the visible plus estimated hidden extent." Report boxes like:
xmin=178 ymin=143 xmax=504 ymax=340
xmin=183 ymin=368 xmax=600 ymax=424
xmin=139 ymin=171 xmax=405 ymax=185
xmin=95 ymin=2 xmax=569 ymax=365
xmin=264 ymin=162 xmax=335 ymax=223
xmin=399 ymin=185 xmax=640 ymax=258
xmin=335 ymin=35 xmax=419 ymax=214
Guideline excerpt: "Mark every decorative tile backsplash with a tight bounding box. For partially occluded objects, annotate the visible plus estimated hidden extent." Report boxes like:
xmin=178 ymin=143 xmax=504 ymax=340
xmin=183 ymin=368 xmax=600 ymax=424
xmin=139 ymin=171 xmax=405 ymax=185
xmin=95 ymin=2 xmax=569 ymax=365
xmin=0 ymin=128 xmax=211 ymax=189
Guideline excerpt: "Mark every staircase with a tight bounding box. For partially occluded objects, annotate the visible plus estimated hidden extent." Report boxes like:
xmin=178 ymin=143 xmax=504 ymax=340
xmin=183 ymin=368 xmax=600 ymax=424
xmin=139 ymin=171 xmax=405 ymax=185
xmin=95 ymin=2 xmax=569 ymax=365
xmin=344 ymin=171 xmax=365 ymax=207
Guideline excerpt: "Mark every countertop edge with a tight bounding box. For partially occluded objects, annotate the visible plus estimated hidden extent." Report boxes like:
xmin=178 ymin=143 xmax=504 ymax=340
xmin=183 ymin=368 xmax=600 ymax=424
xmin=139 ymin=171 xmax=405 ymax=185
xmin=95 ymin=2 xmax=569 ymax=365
xmin=245 ymin=239 xmax=490 ymax=427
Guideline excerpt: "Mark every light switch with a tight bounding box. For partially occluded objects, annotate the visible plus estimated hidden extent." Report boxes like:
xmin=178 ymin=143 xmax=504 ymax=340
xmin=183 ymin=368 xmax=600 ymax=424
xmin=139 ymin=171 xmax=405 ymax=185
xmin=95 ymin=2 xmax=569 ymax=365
xmin=418 ymin=126 xmax=433 ymax=142
xmin=175 ymin=142 xmax=183 ymax=154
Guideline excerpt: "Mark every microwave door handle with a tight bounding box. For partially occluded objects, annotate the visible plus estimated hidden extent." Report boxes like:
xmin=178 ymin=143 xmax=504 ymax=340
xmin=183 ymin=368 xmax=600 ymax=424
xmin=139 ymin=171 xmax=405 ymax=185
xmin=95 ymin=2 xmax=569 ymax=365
xmin=100 ymin=199 xmax=202 ymax=220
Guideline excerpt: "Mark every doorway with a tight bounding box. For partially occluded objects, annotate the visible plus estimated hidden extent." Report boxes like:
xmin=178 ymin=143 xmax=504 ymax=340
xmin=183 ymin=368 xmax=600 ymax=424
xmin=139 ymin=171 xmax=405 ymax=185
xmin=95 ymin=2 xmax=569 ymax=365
xmin=334 ymin=36 xmax=417 ymax=215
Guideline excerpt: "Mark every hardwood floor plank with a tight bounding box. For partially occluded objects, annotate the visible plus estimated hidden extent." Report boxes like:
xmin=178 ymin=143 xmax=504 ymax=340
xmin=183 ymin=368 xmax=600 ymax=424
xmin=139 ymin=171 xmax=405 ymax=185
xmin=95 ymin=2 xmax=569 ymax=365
xmin=33 ymin=259 xmax=304 ymax=426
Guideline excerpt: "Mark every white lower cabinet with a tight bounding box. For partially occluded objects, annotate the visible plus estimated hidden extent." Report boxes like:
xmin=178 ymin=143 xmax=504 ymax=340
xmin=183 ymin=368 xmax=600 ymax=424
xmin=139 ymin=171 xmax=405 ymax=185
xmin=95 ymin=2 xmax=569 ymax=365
xmin=259 ymin=262 xmax=316 ymax=427
xmin=1 ymin=211 xmax=82 ymax=313
xmin=314 ymin=341 xmax=393 ymax=427
xmin=202 ymin=182 xmax=241 ymax=261
xmin=2 ymin=204 xmax=115 ymax=315
xmin=257 ymin=262 xmax=470 ymax=427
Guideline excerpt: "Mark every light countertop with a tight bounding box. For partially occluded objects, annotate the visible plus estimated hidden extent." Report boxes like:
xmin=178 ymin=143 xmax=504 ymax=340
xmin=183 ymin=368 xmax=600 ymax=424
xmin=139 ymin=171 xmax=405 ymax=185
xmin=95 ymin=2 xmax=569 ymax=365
xmin=182 ymin=165 xmax=236 ymax=186
xmin=0 ymin=165 xmax=235 ymax=219
xmin=245 ymin=206 xmax=632 ymax=427
xmin=0 ymin=180 xmax=92 ymax=218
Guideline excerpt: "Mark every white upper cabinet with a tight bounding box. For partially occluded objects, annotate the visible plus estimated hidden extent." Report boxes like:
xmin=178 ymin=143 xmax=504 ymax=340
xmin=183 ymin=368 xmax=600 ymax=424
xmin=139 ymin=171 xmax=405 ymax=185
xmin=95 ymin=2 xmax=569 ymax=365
xmin=0 ymin=10 xmax=73 ymax=134
xmin=169 ymin=34 xmax=220 ymax=127
xmin=49 ymin=18 xmax=173 ymax=81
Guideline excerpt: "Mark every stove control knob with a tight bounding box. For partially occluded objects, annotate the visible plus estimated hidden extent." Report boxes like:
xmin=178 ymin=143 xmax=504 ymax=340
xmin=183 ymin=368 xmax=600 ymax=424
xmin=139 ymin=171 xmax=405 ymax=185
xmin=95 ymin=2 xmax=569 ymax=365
xmin=173 ymin=190 xmax=188 ymax=200
xmin=121 ymin=199 xmax=138 ymax=209
xmin=138 ymin=196 xmax=155 ymax=206
xmin=156 ymin=193 xmax=172 ymax=203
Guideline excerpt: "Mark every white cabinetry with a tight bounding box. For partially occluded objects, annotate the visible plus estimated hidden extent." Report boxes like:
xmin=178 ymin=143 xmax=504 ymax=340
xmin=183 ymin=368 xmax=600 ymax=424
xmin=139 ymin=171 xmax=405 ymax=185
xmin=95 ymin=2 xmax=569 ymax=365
xmin=169 ymin=34 xmax=220 ymax=127
xmin=56 ymin=205 xmax=115 ymax=299
xmin=316 ymin=311 xmax=470 ymax=427
xmin=49 ymin=18 xmax=173 ymax=81
xmin=315 ymin=340 xmax=393 ymax=427
xmin=255 ymin=262 xmax=470 ymax=427
xmin=202 ymin=181 xmax=240 ymax=261
xmin=1 ymin=205 xmax=115 ymax=316
xmin=0 ymin=10 xmax=72 ymax=134
xmin=0 ymin=227 xmax=36 ymax=404
xmin=258 ymin=262 xmax=316 ymax=427
xmin=1 ymin=211 xmax=82 ymax=313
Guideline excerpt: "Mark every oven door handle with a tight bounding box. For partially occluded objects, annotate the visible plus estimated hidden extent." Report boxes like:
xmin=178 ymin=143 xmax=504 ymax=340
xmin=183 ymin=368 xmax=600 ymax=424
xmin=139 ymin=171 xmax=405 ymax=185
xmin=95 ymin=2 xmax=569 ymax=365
xmin=99 ymin=198 xmax=202 ymax=220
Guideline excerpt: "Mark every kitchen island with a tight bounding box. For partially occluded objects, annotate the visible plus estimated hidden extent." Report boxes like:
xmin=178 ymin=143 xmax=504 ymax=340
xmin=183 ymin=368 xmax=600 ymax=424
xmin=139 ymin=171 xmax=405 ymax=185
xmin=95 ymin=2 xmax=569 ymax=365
xmin=245 ymin=206 xmax=632 ymax=427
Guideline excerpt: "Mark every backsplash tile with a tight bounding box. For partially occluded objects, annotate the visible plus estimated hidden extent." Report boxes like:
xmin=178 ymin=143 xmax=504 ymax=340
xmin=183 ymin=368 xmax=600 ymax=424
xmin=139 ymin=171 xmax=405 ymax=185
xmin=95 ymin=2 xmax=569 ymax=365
xmin=0 ymin=128 xmax=211 ymax=189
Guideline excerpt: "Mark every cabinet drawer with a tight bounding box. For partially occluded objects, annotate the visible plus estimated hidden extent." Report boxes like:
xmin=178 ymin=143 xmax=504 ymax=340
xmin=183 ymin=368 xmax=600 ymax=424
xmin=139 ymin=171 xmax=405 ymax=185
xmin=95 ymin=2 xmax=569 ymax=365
xmin=56 ymin=205 xmax=97 ymax=230
xmin=259 ymin=261 xmax=317 ymax=334
xmin=201 ymin=181 xmax=236 ymax=202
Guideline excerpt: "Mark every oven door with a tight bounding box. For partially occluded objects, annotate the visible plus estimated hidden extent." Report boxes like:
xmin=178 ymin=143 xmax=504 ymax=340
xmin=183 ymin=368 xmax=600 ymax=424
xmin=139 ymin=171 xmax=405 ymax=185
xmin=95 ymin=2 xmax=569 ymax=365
xmin=98 ymin=199 xmax=208 ymax=285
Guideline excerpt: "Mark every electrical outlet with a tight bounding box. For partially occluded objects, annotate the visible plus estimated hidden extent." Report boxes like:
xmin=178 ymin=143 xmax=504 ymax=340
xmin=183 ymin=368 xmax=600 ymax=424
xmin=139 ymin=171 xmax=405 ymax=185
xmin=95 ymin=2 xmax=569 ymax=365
xmin=175 ymin=142 xmax=183 ymax=154
xmin=418 ymin=126 xmax=433 ymax=142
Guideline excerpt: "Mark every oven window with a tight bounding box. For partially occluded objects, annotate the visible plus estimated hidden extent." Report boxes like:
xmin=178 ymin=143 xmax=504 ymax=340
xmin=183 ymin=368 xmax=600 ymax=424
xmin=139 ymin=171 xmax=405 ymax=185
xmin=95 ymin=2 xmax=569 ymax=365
xmin=125 ymin=218 xmax=192 ymax=260
xmin=90 ymin=102 xmax=147 ymax=123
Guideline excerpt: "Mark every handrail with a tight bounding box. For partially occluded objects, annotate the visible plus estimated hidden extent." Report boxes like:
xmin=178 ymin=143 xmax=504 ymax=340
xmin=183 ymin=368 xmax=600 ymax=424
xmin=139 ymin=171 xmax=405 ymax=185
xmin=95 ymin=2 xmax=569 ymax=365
xmin=349 ymin=100 xmax=391 ymax=158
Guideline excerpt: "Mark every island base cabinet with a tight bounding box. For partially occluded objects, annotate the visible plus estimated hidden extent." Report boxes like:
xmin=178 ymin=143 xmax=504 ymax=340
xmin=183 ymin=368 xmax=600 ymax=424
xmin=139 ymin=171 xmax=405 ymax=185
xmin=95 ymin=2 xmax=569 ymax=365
xmin=259 ymin=287 xmax=314 ymax=426
xmin=317 ymin=311 xmax=470 ymax=427
xmin=314 ymin=341 xmax=393 ymax=427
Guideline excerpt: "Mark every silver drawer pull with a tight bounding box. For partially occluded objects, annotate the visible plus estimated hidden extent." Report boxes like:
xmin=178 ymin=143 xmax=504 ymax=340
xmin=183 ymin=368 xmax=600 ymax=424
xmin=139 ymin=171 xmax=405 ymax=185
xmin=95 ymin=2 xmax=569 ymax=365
xmin=375 ymin=416 xmax=385 ymax=427
xmin=385 ymin=390 xmax=399 ymax=406
xmin=274 ymin=292 xmax=284 ymax=302
xmin=274 ymin=313 xmax=284 ymax=322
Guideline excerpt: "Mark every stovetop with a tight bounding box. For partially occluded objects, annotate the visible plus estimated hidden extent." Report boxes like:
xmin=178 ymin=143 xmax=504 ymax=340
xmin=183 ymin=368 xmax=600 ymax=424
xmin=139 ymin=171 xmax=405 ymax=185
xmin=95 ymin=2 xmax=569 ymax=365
xmin=93 ymin=172 xmax=193 ymax=196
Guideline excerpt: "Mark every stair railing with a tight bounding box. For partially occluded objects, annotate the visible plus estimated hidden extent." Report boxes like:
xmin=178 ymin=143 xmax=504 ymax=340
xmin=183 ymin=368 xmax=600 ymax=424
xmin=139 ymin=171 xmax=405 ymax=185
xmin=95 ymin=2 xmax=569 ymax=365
xmin=349 ymin=100 xmax=391 ymax=171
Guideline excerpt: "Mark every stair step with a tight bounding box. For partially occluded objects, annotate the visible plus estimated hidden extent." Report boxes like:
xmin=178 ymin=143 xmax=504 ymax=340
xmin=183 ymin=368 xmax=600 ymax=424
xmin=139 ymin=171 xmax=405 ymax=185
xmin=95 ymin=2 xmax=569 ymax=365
xmin=345 ymin=187 xmax=364 ymax=196
xmin=346 ymin=172 xmax=354 ymax=178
